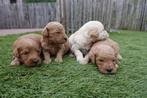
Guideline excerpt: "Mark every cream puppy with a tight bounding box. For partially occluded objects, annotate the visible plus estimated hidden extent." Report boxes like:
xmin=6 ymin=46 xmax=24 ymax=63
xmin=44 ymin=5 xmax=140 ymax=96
xmin=69 ymin=21 xmax=109 ymax=64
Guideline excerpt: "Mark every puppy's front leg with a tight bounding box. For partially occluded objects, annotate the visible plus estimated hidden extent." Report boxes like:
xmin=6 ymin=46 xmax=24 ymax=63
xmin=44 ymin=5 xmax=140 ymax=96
xmin=80 ymin=54 xmax=89 ymax=64
xmin=55 ymin=48 xmax=63 ymax=63
xmin=73 ymin=49 xmax=84 ymax=64
xmin=43 ymin=50 xmax=51 ymax=64
xmin=10 ymin=57 xmax=20 ymax=66
xmin=71 ymin=45 xmax=86 ymax=64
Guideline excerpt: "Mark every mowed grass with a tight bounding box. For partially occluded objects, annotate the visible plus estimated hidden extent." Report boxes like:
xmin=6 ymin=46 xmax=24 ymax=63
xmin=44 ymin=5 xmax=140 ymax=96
xmin=0 ymin=30 xmax=147 ymax=98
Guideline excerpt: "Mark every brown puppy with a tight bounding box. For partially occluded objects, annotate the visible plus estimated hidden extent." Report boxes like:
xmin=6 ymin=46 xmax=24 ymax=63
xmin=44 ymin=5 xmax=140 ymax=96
xmin=41 ymin=21 xmax=69 ymax=64
xmin=10 ymin=34 xmax=42 ymax=67
xmin=83 ymin=38 xmax=122 ymax=74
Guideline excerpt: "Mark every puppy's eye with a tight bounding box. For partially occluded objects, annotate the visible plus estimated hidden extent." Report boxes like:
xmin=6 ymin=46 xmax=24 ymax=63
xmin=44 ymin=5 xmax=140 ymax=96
xmin=56 ymin=32 xmax=60 ymax=34
xmin=23 ymin=51 xmax=29 ymax=55
xmin=37 ymin=49 xmax=41 ymax=54
xmin=112 ymin=59 xmax=116 ymax=63
xmin=99 ymin=59 xmax=104 ymax=62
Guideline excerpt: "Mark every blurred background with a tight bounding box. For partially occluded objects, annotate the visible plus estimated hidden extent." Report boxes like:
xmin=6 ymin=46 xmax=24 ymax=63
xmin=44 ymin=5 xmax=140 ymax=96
xmin=0 ymin=0 xmax=147 ymax=33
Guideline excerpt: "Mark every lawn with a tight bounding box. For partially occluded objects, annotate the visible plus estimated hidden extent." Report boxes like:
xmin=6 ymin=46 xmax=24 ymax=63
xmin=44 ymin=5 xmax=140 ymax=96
xmin=0 ymin=30 xmax=147 ymax=98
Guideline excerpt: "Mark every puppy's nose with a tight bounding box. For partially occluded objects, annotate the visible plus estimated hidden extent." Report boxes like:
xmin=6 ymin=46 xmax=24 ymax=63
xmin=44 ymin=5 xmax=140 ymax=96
xmin=106 ymin=68 xmax=113 ymax=73
xmin=32 ymin=58 xmax=39 ymax=64
xmin=64 ymin=37 xmax=67 ymax=41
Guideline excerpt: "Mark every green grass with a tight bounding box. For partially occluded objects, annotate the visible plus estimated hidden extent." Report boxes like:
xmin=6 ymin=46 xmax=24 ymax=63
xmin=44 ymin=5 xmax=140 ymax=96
xmin=0 ymin=30 xmax=147 ymax=98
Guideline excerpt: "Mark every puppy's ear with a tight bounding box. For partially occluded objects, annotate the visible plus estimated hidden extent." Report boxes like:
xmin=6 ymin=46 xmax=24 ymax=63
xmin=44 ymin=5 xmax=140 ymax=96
xmin=90 ymin=54 xmax=96 ymax=64
xmin=89 ymin=31 xmax=97 ymax=37
xmin=36 ymin=47 xmax=41 ymax=54
xmin=115 ymin=54 xmax=122 ymax=64
xmin=13 ymin=48 xmax=20 ymax=58
xmin=89 ymin=31 xmax=99 ymax=42
xmin=42 ymin=28 xmax=49 ymax=37
xmin=114 ymin=53 xmax=122 ymax=64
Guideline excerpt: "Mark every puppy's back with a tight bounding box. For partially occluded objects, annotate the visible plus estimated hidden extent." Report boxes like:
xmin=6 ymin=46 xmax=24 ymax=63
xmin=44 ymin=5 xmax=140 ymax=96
xmin=97 ymin=38 xmax=119 ymax=54
xmin=19 ymin=34 xmax=41 ymax=41
xmin=13 ymin=34 xmax=41 ymax=49
xmin=78 ymin=21 xmax=104 ymax=33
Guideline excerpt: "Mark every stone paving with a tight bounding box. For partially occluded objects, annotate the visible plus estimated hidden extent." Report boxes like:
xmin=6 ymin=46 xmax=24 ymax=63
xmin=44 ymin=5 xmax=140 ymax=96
xmin=0 ymin=28 xmax=43 ymax=36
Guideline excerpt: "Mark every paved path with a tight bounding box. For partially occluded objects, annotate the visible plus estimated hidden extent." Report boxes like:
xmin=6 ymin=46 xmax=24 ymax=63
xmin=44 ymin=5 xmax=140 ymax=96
xmin=0 ymin=28 xmax=43 ymax=36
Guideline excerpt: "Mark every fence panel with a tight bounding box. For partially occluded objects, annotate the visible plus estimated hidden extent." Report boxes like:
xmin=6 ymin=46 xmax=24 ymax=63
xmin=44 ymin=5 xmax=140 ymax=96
xmin=0 ymin=0 xmax=147 ymax=32
xmin=56 ymin=0 xmax=147 ymax=32
xmin=0 ymin=3 xmax=56 ymax=29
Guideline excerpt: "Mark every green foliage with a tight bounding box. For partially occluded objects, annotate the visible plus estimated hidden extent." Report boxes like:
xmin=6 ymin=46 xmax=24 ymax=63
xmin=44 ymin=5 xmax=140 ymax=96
xmin=25 ymin=0 xmax=56 ymax=3
xmin=0 ymin=30 xmax=147 ymax=98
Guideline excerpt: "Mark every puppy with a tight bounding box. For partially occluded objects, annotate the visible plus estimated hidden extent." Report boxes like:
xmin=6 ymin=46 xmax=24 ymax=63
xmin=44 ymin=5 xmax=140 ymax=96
xmin=83 ymin=38 xmax=122 ymax=74
xmin=41 ymin=21 xmax=69 ymax=64
xmin=69 ymin=21 xmax=109 ymax=64
xmin=10 ymin=34 xmax=42 ymax=67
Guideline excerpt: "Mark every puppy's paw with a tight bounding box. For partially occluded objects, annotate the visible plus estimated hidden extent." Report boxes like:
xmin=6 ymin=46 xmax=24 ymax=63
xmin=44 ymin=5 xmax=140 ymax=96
xmin=115 ymin=64 xmax=119 ymax=68
xmin=69 ymin=53 xmax=74 ymax=57
xmin=10 ymin=60 xmax=20 ymax=66
xmin=55 ymin=58 xmax=63 ymax=63
xmin=78 ymin=58 xmax=88 ymax=65
xmin=43 ymin=59 xmax=51 ymax=64
xmin=118 ymin=54 xmax=122 ymax=60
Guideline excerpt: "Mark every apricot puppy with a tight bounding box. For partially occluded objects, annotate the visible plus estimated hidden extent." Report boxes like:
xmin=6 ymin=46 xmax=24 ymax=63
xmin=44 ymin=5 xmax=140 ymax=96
xmin=41 ymin=21 xmax=69 ymax=64
xmin=83 ymin=38 xmax=122 ymax=74
xmin=10 ymin=34 xmax=42 ymax=67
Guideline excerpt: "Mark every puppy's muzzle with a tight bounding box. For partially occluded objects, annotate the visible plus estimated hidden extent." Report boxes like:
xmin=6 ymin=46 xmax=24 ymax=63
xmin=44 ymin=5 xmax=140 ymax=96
xmin=31 ymin=58 xmax=40 ymax=65
xmin=106 ymin=68 xmax=113 ymax=73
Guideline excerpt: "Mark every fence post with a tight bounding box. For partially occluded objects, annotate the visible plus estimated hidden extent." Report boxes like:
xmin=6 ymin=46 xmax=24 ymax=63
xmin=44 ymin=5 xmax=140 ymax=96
xmin=140 ymin=0 xmax=146 ymax=31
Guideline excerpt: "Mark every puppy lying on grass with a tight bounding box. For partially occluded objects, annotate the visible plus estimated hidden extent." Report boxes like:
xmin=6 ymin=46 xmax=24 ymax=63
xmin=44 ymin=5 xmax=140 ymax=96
xmin=41 ymin=21 xmax=69 ymax=64
xmin=10 ymin=34 xmax=42 ymax=67
xmin=69 ymin=21 xmax=109 ymax=64
xmin=83 ymin=38 xmax=122 ymax=74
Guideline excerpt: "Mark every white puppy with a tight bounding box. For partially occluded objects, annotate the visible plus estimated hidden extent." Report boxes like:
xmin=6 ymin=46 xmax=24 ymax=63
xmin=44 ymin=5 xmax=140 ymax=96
xmin=69 ymin=21 xmax=109 ymax=64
